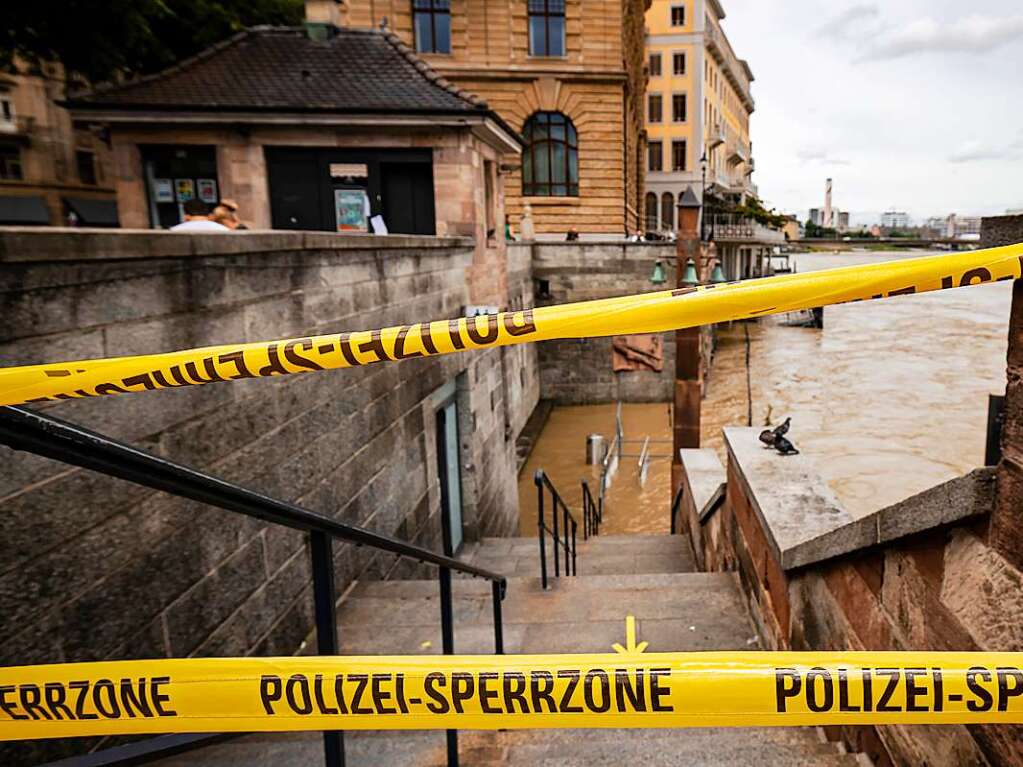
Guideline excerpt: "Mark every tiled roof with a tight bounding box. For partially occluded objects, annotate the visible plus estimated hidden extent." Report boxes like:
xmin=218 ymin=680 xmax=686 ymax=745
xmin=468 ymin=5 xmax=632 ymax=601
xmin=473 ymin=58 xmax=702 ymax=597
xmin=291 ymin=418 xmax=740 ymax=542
xmin=68 ymin=26 xmax=487 ymax=115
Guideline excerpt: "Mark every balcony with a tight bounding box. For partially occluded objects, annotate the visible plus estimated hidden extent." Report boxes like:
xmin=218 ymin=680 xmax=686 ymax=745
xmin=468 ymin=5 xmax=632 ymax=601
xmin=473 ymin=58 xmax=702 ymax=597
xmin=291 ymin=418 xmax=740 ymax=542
xmin=0 ymin=115 xmax=34 ymax=139
xmin=707 ymin=213 xmax=784 ymax=244
xmin=707 ymin=122 xmax=725 ymax=149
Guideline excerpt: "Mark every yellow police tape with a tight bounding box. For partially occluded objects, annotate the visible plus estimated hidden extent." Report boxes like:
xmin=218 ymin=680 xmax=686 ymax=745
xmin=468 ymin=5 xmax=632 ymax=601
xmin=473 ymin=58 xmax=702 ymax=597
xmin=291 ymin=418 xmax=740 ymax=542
xmin=1 ymin=244 xmax=1021 ymax=407
xmin=2 ymin=652 xmax=1023 ymax=740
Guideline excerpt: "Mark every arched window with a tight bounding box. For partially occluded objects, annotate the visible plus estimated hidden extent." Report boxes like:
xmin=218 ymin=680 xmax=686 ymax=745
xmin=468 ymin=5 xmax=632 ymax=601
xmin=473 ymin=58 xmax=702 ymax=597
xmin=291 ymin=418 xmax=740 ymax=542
xmin=522 ymin=112 xmax=578 ymax=197
xmin=644 ymin=192 xmax=658 ymax=231
xmin=661 ymin=192 xmax=674 ymax=230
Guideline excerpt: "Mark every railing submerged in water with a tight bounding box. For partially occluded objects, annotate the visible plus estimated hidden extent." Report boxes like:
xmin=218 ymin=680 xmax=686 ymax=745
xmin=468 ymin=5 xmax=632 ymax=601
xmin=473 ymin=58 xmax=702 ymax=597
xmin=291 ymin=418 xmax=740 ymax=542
xmin=0 ymin=405 xmax=506 ymax=767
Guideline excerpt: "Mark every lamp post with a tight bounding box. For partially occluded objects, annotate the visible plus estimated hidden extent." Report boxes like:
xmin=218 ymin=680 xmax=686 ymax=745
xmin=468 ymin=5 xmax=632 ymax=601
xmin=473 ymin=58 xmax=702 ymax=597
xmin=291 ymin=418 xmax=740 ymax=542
xmin=699 ymin=150 xmax=708 ymax=242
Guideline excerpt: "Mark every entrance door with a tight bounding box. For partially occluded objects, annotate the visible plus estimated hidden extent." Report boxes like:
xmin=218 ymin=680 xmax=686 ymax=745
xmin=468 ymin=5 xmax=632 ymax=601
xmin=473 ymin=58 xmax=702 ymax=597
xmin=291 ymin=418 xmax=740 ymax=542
xmin=381 ymin=161 xmax=435 ymax=235
xmin=435 ymin=395 xmax=463 ymax=555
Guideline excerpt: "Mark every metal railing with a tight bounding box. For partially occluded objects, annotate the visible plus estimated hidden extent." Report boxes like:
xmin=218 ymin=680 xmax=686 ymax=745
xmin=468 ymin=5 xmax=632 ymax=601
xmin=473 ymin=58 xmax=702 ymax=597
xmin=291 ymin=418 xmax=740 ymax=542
xmin=534 ymin=470 xmax=578 ymax=589
xmin=0 ymin=405 xmax=506 ymax=767
xmin=581 ymin=479 xmax=601 ymax=538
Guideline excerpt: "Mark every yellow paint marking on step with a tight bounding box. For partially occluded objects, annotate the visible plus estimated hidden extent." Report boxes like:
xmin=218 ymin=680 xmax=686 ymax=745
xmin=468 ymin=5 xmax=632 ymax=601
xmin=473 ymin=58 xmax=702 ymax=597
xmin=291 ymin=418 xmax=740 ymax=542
xmin=612 ymin=615 xmax=648 ymax=655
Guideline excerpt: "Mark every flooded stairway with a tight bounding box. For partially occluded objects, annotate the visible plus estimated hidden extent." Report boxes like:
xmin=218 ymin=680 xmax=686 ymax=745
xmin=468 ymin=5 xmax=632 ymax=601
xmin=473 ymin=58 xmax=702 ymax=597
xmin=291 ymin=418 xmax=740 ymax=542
xmin=151 ymin=532 xmax=863 ymax=766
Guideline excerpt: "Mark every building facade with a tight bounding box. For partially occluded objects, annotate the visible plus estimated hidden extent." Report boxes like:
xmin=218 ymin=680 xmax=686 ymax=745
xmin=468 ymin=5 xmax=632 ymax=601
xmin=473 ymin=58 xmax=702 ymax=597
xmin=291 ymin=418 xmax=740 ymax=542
xmin=67 ymin=25 xmax=521 ymax=307
xmin=334 ymin=0 xmax=649 ymax=237
xmin=0 ymin=59 xmax=117 ymax=226
xmin=642 ymin=0 xmax=754 ymax=232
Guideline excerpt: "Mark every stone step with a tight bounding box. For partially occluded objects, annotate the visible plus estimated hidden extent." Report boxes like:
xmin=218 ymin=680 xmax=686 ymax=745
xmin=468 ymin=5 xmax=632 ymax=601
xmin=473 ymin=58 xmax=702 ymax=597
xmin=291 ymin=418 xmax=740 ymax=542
xmin=343 ymin=572 xmax=759 ymax=655
xmin=462 ymin=534 xmax=697 ymax=577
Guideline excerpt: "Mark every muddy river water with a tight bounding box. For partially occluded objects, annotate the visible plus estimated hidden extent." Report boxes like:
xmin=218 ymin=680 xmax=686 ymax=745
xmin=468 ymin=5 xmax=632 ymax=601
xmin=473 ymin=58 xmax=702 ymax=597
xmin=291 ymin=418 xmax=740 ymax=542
xmin=517 ymin=250 xmax=1012 ymax=534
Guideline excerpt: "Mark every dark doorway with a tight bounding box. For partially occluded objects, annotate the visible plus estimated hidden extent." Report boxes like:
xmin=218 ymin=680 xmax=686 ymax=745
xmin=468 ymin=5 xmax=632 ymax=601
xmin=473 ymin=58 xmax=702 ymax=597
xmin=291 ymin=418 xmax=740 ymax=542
xmin=434 ymin=386 xmax=464 ymax=556
xmin=141 ymin=145 xmax=219 ymax=229
xmin=265 ymin=147 xmax=435 ymax=235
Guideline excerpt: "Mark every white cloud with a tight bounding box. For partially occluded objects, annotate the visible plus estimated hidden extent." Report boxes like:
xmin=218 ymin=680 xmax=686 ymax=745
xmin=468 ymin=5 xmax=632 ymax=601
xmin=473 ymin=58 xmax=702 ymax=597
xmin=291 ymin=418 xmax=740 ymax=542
xmin=948 ymin=133 xmax=1023 ymax=163
xmin=796 ymin=147 xmax=851 ymax=166
xmin=868 ymin=14 xmax=1023 ymax=60
xmin=815 ymin=4 xmax=880 ymax=40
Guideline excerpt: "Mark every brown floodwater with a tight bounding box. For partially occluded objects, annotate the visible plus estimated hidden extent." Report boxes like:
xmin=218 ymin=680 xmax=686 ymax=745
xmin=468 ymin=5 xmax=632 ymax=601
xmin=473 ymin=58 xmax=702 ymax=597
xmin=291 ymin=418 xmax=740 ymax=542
xmin=517 ymin=249 xmax=1012 ymax=533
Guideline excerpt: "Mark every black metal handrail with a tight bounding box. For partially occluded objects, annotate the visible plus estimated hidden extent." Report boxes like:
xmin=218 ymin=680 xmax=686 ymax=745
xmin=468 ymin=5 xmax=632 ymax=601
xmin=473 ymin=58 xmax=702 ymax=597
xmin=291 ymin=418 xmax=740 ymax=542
xmin=534 ymin=469 xmax=578 ymax=589
xmin=581 ymin=479 xmax=601 ymax=538
xmin=669 ymin=482 xmax=686 ymax=535
xmin=0 ymin=405 xmax=506 ymax=767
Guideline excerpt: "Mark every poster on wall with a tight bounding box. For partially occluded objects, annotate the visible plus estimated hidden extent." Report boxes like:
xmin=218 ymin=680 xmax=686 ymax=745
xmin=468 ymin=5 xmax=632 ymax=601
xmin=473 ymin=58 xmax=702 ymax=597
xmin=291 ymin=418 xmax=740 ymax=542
xmin=197 ymin=179 xmax=218 ymax=204
xmin=174 ymin=178 xmax=195 ymax=202
xmin=153 ymin=178 xmax=174 ymax=203
xmin=334 ymin=188 xmax=369 ymax=232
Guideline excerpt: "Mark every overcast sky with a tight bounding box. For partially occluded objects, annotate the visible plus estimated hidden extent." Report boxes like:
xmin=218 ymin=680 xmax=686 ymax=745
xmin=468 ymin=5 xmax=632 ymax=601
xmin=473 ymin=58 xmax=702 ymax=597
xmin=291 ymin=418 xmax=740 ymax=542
xmin=719 ymin=0 xmax=1023 ymax=225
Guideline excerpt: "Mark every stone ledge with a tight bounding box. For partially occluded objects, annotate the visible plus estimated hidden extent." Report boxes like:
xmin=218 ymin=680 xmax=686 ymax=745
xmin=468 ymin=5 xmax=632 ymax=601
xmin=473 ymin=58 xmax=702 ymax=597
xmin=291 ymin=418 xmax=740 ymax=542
xmin=0 ymin=227 xmax=473 ymax=263
xmin=679 ymin=448 xmax=726 ymax=521
xmin=725 ymin=426 xmax=996 ymax=571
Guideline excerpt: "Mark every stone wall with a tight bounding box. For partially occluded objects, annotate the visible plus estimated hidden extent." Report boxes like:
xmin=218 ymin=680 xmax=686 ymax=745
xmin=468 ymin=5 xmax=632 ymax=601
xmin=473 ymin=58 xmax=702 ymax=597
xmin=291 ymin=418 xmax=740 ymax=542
xmin=524 ymin=240 xmax=680 ymax=403
xmin=980 ymin=214 xmax=1023 ymax=248
xmin=0 ymin=228 xmax=534 ymax=764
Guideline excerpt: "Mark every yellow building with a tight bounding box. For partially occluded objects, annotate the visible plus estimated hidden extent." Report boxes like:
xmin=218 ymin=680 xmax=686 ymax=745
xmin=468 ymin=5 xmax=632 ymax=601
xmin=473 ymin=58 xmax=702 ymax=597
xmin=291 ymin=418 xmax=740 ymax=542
xmin=642 ymin=0 xmax=754 ymax=232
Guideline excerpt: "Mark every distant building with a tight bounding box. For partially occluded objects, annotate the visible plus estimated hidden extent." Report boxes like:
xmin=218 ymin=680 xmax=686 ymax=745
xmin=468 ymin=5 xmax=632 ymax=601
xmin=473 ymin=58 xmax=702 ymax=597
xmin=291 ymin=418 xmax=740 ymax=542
xmin=837 ymin=211 xmax=849 ymax=231
xmin=0 ymin=58 xmax=117 ymax=226
xmin=643 ymin=0 xmax=756 ymax=232
xmin=881 ymin=210 xmax=910 ymax=230
xmin=781 ymin=214 xmax=801 ymax=241
xmin=808 ymin=208 xmax=821 ymax=226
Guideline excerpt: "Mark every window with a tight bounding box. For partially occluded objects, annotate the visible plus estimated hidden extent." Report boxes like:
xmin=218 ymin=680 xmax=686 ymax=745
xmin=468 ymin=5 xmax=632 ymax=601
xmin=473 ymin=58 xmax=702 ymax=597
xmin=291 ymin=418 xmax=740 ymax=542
xmin=647 ymin=93 xmax=662 ymax=123
xmin=648 ymin=53 xmax=661 ymax=77
xmin=529 ymin=0 xmax=566 ymax=57
xmin=522 ymin=111 xmax=578 ymax=196
xmin=647 ymin=141 xmax=663 ymax=172
xmin=673 ymin=52 xmax=686 ymax=76
xmin=0 ymin=143 xmax=22 ymax=180
xmin=670 ymin=4 xmax=685 ymax=26
xmin=672 ymin=93 xmax=687 ymax=122
xmin=484 ymin=160 xmax=496 ymax=239
xmin=76 ymin=150 xmax=97 ymax=185
xmin=0 ymin=98 xmax=13 ymax=124
xmin=644 ymin=192 xmax=658 ymax=230
xmin=672 ymin=139 xmax=687 ymax=171
xmin=661 ymin=192 xmax=674 ymax=230
xmin=413 ymin=0 xmax=451 ymax=54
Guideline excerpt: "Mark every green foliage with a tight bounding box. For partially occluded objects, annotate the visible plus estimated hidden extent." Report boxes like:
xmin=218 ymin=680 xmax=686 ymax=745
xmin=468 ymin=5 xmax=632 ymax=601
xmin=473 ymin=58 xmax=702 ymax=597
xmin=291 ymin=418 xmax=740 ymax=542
xmin=0 ymin=0 xmax=304 ymax=86
xmin=803 ymin=220 xmax=836 ymax=239
xmin=730 ymin=195 xmax=787 ymax=229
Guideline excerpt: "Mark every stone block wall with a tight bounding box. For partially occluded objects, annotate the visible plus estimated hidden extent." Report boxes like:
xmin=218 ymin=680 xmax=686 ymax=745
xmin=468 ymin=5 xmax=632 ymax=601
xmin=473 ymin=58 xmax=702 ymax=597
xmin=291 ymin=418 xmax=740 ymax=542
xmin=524 ymin=241 xmax=679 ymax=403
xmin=980 ymin=213 xmax=1023 ymax=249
xmin=0 ymin=228 xmax=531 ymax=764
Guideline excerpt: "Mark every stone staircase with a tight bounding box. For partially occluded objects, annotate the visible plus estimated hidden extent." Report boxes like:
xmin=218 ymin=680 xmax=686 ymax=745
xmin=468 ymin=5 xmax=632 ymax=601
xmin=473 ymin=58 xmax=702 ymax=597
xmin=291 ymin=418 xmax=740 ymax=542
xmin=152 ymin=533 xmax=866 ymax=766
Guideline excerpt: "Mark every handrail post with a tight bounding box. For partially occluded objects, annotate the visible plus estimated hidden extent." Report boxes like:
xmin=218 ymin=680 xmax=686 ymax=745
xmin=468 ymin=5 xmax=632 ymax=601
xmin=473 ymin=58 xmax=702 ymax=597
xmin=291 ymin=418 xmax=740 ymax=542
xmin=491 ymin=580 xmax=505 ymax=654
xmin=310 ymin=531 xmax=344 ymax=767
xmin=571 ymin=520 xmax=577 ymax=576
xmin=551 ymin=487 xmax=560 ymax=578
xmin=536 ymin=472 xmax=548 ymax=589
xmin=439 ymin=566 xmax=458 ymax=767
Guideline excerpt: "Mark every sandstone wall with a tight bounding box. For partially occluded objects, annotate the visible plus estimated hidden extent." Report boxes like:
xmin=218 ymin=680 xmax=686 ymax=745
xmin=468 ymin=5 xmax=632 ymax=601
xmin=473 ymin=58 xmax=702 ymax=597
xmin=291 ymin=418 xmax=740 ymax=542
xmin=0 ymin=228 xmax=533 ymax=763
xmin=980 ymin=214 xmax=1023 ymax=249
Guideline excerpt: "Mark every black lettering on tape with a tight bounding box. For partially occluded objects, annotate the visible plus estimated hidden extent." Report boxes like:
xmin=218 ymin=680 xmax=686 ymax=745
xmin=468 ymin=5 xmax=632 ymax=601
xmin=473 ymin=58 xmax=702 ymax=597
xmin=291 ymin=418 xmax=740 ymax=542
xmin=339 ymin=334 xmax=361 ymax=366
xmin=530 ymin=671 xmax=556 ymax=714
xmin=424 ymin=673 xmax=450 ymax=714
xmin=615 ymin=669 xmax=646 ymax=713
xmin=0 ymin=685 xmax=27 ymax=720
xmin=349 ymin=674 xmax=373 ymax=715
xmin=875 ymin=669 xmax=902 ymax=712
xmin=151 ymin=369 xmax=189 ymax=388
xmin=45 ymin=683 xmax=74 ymax=721
xmin=503 ymin=672 xmax=529 ymax=714
xmin=119 ymin=678 xmax=154 ymax=718
xmin=466 ymin=314 xmax=500 ymax=346
xmin=584 ymin=670 xmax=611 ymax=713
xmin=904 ymin=668 xmax=928 ymax=712
xmin=151 ymin=677 xmax=177 ymax=717
xmin=478 ymin=672 xmax=501 ymax=714
xmin=93 ymin=680 xmax=120 ymax=719
xmin=19 ymin=684 xmax=52 ymax=720
xmin=258 ymin=344 xmax=290 ymax=377
xmin=960 ymin=268 xmax=992 ymax=286
xmin=218 ymin=350 xmax=255 ymax=379
xmin=334 ymin=675 xmax=349 ymax=715
xmin=997 ymin=668 xmax=1023 ymax=712
xmin=941 ymin=275 xmax=954 ymax=290
xmin=837 ymin=669 xmax=860 ymax=712
xmin=932 ymin=669 xmax=944 ymax=713
xmin=556 ymin=670 xmax=583 ymax=713
xmin=395 ymin=673 xmax=410 ymax=714
xmin=314 ymin=674 xmax=338 ymax=716
xmin=121 ymin=373 xmax=158 ymax=391
xmin=451 ymin=673 xmax=474 ymax=714
xmin=805 ymin=668 xmax=834 ymax=713
xmin=358 ymin=330 xmax=391 ymax=363
xmin=967 ymin=667 xmax=994 ymax=712
xmin=447 ymin=319 xmax=467 ymax=351
xmin=862 ymin=669 xmax=873 ymax=713
xmin=393 ymin=326 xmax=424 ymax=360
xmin=775 ymin=668 xmax=801 ymax=713
xmin=260 ymin=675 xmax=282 ymax=715
xmin=94 ymin=383 xmax=128 ymax=397
xmin=419 ymin=322 xmax=439 ymax=355
xmin=284 ymin=339 xmax=325 ymax=371
xmin=650 ymin=668 xmax=673 ymax=712
xmin=503 ymin=309 xmax=537 ymax=337
xmin=70 ymin=681 xmax=98 ymax=720
xmin=888 ymin=286 xmax=916 ymax=297
xmin=371 ymin=673 xmax=396 ymax=715
xmin=285 ymin=674 xmax=313 ymax=715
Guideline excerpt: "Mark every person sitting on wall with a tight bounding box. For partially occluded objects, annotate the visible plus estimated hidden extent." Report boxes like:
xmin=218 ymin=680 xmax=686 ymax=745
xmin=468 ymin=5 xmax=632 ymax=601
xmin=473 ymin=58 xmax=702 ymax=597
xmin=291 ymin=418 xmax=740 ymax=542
xmin=170 ymin=199 xmax=230 ymax=232
xmin=211 ymin=198 xmax=248 ymax=230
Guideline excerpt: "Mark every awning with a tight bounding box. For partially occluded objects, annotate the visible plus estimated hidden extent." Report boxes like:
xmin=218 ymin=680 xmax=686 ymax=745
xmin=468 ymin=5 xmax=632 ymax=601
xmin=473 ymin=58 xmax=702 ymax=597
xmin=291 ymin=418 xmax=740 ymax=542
xmin=64 ymin=196 xmax=119 ymax=227
xmin=0 ymin=195 xmax=50 ymax=225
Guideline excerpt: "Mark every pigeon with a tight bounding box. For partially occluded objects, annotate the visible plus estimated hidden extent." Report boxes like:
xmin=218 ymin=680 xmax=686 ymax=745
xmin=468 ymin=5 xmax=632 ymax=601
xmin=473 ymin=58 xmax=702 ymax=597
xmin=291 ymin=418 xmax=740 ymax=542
xmin=774 ymin=435 xmax=800 ymax=455
xmin=759 ymin=417 xmax=799 ymax=455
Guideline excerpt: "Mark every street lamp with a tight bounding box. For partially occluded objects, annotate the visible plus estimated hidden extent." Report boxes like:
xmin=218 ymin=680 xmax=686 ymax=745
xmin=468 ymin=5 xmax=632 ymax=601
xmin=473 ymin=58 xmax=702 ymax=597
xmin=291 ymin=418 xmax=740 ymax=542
xmin=699 ymin=150 xmax=708 ymax=242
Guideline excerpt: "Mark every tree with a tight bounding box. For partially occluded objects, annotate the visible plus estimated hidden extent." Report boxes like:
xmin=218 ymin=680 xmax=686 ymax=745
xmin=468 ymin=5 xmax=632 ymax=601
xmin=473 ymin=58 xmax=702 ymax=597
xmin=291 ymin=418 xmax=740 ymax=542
xmin=0 ymin=0 xmax=304 ymax=87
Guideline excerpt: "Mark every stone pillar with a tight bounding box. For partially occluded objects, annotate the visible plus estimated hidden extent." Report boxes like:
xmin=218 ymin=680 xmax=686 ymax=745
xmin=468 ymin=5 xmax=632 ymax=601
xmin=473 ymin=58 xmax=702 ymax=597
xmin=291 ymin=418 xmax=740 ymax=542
xmin=672 ymin=187 xmax=704 ymax=493
xmin=991 ymin=277 xmax=1023 ymax=570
